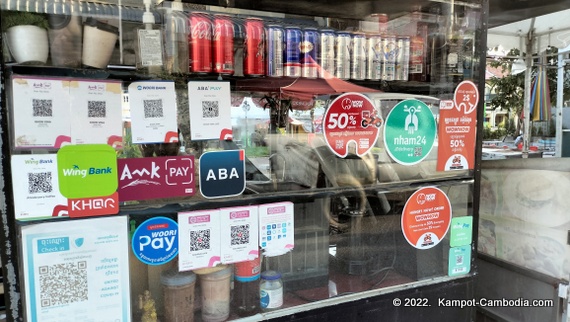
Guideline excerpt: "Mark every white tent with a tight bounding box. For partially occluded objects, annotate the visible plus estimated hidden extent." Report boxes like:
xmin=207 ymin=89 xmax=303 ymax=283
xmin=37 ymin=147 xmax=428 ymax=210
xmin=487 ymin=9 xmax=570 ymax=156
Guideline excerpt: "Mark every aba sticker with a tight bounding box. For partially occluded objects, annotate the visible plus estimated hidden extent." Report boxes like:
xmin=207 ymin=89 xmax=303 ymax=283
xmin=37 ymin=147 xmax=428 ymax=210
xmin=132 ymin=217 xmax=178 ymax=265
xmin=199 ymin=150 xmax=246 ymax=199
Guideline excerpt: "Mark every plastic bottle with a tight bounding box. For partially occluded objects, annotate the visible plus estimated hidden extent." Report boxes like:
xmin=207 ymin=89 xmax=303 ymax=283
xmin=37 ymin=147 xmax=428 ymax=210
xmin=198 ymin=265 xmax=232 ymax=322
xmin=161 ymin=268 xmax=196 ymax=322
xmin=162 ymin=0 xmax=189 ymax=74
xmin=259 ymin=270 xmax=283 ymax=311
xmin=233 ymin=257 xmax=261 ymax=316
xmin=136 ymin=0 xmax=163 ymax=74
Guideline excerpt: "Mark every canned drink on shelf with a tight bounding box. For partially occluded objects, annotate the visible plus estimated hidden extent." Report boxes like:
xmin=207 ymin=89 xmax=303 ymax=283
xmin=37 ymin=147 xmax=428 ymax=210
xmin=319 ymin=29 xmax=335 ymax=78
xmin=381 ymin=35 xmax=397 ymax=81
xmin=243 ymin=17 xmax=265 ymax=77
xmin=284 ymin=26 xmax=302 ymax=77
xmin=266 ymin=25 xmax=284 ymax=77
xmin=301 ymin=28 xmax=319 ymax=78
xmin=366 ymin=34 xmax=382 ymax=80
xmin=350 ymin=32 xmax=367 ymax=80
xmin=335 ymin=31 xmax=351 ymax=80
xmin=213 ymin=14 xmax=235 ymax=75
xmin=189 ymin=12 xmax=213 ymax=74
xmin=395 ymin=36 xmax=410 ymax=81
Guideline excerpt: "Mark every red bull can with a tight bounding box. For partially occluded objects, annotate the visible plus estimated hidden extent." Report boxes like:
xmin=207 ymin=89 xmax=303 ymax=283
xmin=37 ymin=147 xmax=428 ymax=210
xmin=213 ymin=14 xmax=234 ymax=75
xmin=381 ymin=35 xmax=397 ymax=81
xmin=395 ymin=36 xmax=410 ymax=81
xmin=284 ymin=26 xmax=302 ymax=77
xmin=366 ymin=35 xmax=382 ymax=80
xmin=243 ymin=17 xmax=265 ymax=76
xmin=335 ymin=31 xmax=351 ymax=80
xmin=301 ymin=28 xmax=319 ymax=78
xmin=350 ymin=32 xmax=367 ymax=80
xmin=189 ymin=12 xmax=213 ymax=74
xmin=319 ymin=29 xmax=335 ymax=78
xmin=266 ymin=25 xmax=284 ymax=77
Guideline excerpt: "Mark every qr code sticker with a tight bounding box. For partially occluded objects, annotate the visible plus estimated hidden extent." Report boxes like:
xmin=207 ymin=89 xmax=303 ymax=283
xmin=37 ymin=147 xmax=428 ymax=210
xmin=455 ymin=255 xmax=464 ymax=265
xmin=143 ymin=99 xmax=164 ymax=118
xmin=414 ymin=146 xmax=423 ymax=156
xmin=39 ymin=261 xmax=88 ymax=307
xmin=189 ymin=229 xmax=211 ymax=251
xmin=202 ymin=101 xmax=219 ymax=118
xmin=32 ymin=99 xmax=53 ymax=117
xmin=28 ymin=172 xmax=53 ymax=194
xmin=230 ymin=224 xmax=250 ymax=246
xmin=87 ymin=101 xmax=106 ymax=118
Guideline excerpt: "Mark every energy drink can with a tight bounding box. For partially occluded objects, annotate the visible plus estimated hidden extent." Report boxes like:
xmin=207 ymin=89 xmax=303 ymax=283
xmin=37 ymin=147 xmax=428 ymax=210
xmin=381 ymin=35 xmax=397 ymax=81
xmin=319 ymin=29 xmax=336 ymax=78
xmin=284 ymin=27 xmax=302 ymax=77
xmin=350 ymin=32 xmax=367 ymax=80
xmin=266 ymin=25 xmax=284 ymax=77
xmin=366 ymin=35 xmax=382 ymax=80
xmin=335 ymin=31 xmax=351 ymax=80
xmin=301 ymin=27 xmax=319 ymax=78
xmin=243 ymin=17 xmax=265 ymax=76
xmin=395 ymin=36 xmax=410 ymax=81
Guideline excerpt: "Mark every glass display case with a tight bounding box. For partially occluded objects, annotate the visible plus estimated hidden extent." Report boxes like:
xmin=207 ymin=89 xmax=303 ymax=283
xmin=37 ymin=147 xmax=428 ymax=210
xmin=0 ymin=0 xmax=486 ymax=321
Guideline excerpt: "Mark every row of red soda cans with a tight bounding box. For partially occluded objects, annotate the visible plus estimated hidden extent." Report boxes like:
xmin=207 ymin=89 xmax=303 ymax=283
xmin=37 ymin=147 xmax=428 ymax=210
xmin=188 ymin=12 xmax=411 ymax=81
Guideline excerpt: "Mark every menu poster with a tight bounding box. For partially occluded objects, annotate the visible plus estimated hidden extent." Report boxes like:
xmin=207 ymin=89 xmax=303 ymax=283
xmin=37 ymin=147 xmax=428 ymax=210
xmin=12 ymin=76 xmax=71 ymax=148
xmin=258 ymin=202 xmax=295 ymax=257
xmin=437 ymin=81 xmax=479 ymax=171
xmin=21 ymin=216 xmax=131 ymax=321
xmin=188 ymin=81 xmax=233 ymax=141
xmin=178 ymin=209 xmax=222 ymax=271
xmin=11 ymin=154 xmax=67 ymax=220
xmin=220 ymin=205 xmax=259 ymax=264
xmin=128 ymin=81 xmax=179 ymax=144
xmin=69 ymin=80 xmax=123 ymax=147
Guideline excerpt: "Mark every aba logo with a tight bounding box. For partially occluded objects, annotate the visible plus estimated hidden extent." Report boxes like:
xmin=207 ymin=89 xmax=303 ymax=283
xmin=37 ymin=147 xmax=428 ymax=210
xmin=199 ymin=150 xmax=246 ymax=199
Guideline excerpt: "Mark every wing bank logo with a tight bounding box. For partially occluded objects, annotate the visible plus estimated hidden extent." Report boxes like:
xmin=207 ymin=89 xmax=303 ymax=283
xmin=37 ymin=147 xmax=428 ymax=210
xmin=62 ymin=165 xmax=113 ymax=178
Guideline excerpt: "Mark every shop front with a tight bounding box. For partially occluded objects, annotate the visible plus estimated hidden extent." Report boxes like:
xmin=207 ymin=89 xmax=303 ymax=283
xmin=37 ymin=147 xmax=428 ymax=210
xmin=0 ymin=0 xmax=486 ymax=321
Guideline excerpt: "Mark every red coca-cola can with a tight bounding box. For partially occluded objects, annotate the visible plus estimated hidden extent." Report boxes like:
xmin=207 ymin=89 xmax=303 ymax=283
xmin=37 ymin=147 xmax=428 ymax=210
xmin=213 ymin=14 xmax=235 ymax=75
xmin=243 ymin=17 xmax=265 ymax=76
xmin=189 ymin=12 xmax=213 ymax=74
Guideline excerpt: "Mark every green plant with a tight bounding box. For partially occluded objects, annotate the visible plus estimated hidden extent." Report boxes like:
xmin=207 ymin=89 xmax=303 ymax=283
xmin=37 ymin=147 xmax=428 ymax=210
xmin=1 ymin=11 xmax=49 ymax=31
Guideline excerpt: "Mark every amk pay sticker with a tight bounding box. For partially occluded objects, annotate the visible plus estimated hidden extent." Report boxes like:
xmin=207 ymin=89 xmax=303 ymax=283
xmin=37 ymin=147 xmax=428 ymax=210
xmin=383 ymin=99 xmax=436 ymax=165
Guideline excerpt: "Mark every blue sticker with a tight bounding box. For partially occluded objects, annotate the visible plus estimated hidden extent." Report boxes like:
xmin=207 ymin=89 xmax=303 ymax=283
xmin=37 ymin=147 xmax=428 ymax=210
xmin=132 ymin=217 xmax=179 ymax=265
xmin=199 ymin=150 xmax=246 ymax=199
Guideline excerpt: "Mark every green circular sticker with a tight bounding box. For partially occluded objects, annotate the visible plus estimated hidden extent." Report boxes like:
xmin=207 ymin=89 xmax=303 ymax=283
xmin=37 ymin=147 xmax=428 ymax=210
xmin=383 ymin=99 xmax=436 ymax=165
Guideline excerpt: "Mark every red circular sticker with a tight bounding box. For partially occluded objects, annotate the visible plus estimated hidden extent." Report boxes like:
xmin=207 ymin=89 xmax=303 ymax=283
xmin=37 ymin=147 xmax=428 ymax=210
xmin=402 ymin=187 xmax=451 ymax=249
xmin=323 ymin=93 xmax=381 ymax=157
xmin=453 ymin=80 xmax=479 ymax=115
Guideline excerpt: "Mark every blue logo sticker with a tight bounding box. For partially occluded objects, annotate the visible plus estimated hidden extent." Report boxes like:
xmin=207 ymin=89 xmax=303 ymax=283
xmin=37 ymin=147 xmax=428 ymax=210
xmin=199 ymin=150 xmax=246 ymax=198
xmin=132 ymin=217 xmax=178 ymax=265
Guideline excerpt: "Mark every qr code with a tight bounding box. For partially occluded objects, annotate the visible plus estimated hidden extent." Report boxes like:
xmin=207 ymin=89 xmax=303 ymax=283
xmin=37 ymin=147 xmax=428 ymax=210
xmin=32 ymin=99 xmax=53 ymax=117
xmin=455 ymin=255 xmax=464 ymax=265
xmin=230 ymin=224 xmax=250 ymax=246
xmin=28 ymin=172 xmax=52 ymax=194
xmin=189 ymin=229 xmax=211 ymax=251
xmin=414 ymin=146 xmax=423 ymax=156
xmin=87 ymin=101 xmax=106 ymax=118
xmin=143 ymin=99 xmax=164 ymax=118
xmin=202 ymin=101 xmax=219 ymax=118
xmin=39 ymin=261 xmax=88 ymax=307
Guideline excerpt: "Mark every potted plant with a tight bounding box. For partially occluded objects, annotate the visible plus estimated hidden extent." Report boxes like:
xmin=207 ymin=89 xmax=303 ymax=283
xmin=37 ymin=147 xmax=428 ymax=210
xmin=2 ymin=11 xmax=50 ymax=64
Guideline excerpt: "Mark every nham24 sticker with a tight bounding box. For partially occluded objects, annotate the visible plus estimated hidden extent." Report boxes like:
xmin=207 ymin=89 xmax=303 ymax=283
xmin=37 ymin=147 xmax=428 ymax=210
xmin=323 ymin=93 xmax=381 ymax=158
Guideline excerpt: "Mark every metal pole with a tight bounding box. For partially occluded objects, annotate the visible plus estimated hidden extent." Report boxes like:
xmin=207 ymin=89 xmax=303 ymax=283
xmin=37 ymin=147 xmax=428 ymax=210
xmin=522 ymin=18 xmax=535 ymax=158
xmin=555 ymin=45 xmax=570 ymax=157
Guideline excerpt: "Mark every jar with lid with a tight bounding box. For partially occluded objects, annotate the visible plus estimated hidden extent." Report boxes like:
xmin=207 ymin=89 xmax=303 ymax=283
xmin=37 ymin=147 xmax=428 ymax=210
xmin=259 ymin=271 xmax=283 ymax=311
xmin=160 ymin=268 xmax=197 ymax=322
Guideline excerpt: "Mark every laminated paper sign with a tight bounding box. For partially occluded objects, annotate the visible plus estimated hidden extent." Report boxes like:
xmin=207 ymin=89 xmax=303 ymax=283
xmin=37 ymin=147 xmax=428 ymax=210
xmin=69 ymin=80 xmax=123 ymax=147
xmin=11 ymin=154 xmax=67 ymax=220
xmin=258 ymin=202 xmax=295 ymax=257
xmin=128 ymin=81 xmax=179 ymax=144
xmin=178 ymin=209 xmax=221 ymax=271
xmin=188 ymin=81 xmax=233 ymax=140
xmin=220 ymin=205 xmax=259 ymax=264
xmin=12 ymin=76 xmax=71 ymax=148
xmin=21 ymin=216 xmax=131 ymax=321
